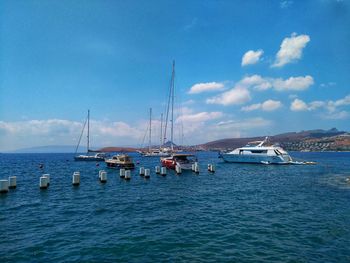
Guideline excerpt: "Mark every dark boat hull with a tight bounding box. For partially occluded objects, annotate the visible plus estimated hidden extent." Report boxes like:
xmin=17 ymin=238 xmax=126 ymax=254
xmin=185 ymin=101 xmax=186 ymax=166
xmin=105 ymin=161 xmax=135 ymax=169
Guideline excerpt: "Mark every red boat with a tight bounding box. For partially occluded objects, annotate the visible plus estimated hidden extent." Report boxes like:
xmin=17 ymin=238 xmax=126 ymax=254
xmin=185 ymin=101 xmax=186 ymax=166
xmin=161 ymin=154 xmax=197 ymax=170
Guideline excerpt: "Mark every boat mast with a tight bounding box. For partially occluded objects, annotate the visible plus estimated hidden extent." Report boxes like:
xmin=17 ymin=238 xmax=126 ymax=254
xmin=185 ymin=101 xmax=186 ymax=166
xmin=87 ymin=109 xmax=90 ymax=153
xmin=170 ymin=60 xmax=175 ymax=151
xmin=149 ymin=108 xmax=152 ymax=153
xmin=160 ymin=113 xmax=163 ymax=149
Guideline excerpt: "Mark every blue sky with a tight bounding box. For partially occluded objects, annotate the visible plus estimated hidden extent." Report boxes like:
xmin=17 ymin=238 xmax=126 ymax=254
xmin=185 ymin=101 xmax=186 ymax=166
xmin=0 ymin=0 xmax=349 ymax=150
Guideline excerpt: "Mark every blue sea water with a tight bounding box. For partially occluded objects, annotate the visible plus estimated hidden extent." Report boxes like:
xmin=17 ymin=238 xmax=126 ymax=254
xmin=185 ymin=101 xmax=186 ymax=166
xmin=0 ymin=152 xmax=350 ymax=262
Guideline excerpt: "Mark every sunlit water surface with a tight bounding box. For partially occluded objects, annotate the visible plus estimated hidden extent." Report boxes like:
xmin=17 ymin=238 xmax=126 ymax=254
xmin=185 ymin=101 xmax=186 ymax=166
xmin=1 ymin=152 xmax=350 ymax=262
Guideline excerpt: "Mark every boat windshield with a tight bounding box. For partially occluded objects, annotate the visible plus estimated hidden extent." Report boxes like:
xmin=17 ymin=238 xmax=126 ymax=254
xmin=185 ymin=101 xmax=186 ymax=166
xmin=175 ymin=155 xmax=196 ymax=163
xmin=245 ymin=141 xmax=262 ymax=147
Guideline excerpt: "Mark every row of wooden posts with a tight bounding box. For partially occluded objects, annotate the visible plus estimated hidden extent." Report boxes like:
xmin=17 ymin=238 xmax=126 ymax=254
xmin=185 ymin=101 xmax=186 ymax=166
xmin=0 ymin=164 xmax=216 ymax=193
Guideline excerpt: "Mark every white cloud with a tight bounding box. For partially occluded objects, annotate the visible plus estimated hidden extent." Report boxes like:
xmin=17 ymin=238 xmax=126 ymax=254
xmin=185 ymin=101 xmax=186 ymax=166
xmin=188 ymin=82 xmax=225 ymax=94
xmin=272 ymin=33 xmax=310 ymax=67
xmin=290 ymin=99 xmax=309 ymax=111
xmin=183 ymin=117 xmax=273 ymax=144
xmin=262 ymin=100 xmax=283 ymax=111
xmin=241 ymin=103 xmax=261 ymax=112
xmin=290 ymin=95 xmax=350 ymax=119
xmin=308 ymin=101 xmax=326 ymax=110
xmin=241 ymin=49 xmax=264 ymax=66
xmin=280 ymin=0 xmax=293 ymax=9
xmin=176 ymin=111 xmax=223 ymax=123
xmin=239 ymin=74 xmax=313 ymax=92
xmin=320 ymin=82 xmax=336 ymax=88
xmin=240 ymin=75 xmax=272 ymax=91
xmin=217 ymin=117 xmax=272 ymax=129
xmin=206 ymin=74 xmax=313 ymax=107
xmin=333 ymin=95 xmax=350 ymax=107
xmin=206 ymin=86 xmax=251 ymax=105
xmin=241 ymin=100 xmax=282 ymax=112
xmin=273 ymin=75 xmax=314 ymax=91
xmin=0 ymin=119 xmax=144 ymax=151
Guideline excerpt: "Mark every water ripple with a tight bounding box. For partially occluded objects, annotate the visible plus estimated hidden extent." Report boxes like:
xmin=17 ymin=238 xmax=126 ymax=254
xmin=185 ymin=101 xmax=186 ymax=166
xmin=0 ymin=152 xmax=350 ymax=262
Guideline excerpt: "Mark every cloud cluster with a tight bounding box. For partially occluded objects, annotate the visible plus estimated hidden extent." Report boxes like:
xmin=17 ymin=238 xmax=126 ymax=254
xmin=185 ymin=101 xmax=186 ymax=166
xmin=0 ymin=119 xmax=144 ymax=151
xmin=204 ymin=74 xmax=313 ymax=106
xmin=290 ymin=95 xmax=350 ymax=119
xmin=206 ymin=86 xmax=251 ymax=106
xmin=241 ymin=49 xmax=264 ymax=66
xmin=272 ymin=33 xmax=310 ymax=67
xmin=176 ymin=111 xmax=223 ymax=123
xmin=242 ymin=74 xmax=314 ymax=91
xmin=241 ymin=100 xmax=282 ymax=112
xmin=188 ymin=82 xmax=225 ymax=94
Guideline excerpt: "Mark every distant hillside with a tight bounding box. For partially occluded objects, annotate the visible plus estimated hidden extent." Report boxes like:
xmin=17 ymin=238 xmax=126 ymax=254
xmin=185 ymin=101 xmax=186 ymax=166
xmin=200 ymin=128 xmax=350 ymax=151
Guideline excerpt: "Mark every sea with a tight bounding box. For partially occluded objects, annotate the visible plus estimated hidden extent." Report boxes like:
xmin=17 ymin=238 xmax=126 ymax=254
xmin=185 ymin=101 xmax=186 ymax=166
xmin=0 ymin=152 xmax=350 ymax=262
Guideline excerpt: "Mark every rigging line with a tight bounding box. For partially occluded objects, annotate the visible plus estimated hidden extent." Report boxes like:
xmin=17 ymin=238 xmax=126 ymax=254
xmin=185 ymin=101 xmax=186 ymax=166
xmin=74 ymin=116 xmax=88 ymax=155
xmin=140 ymin=125 xmax=149 ymax=150
xmin=163 ymin=68 xmax=173 ymax=145
xmin=170 ymin=60 xmax=175 ymax=150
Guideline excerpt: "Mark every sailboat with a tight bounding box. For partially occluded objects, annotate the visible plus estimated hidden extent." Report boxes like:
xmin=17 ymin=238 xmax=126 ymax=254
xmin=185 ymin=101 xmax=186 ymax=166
xmin=74 ymin=110 xmax=105 ymax=161
xmin=141 ymin=109 xmax=170 ymax=157
xmin=160 ymin=61 xmax=196 ymax=170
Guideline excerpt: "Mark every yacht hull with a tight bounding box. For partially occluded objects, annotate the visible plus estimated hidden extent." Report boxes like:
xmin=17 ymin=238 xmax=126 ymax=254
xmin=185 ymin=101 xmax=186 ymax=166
xmin=221 ymin=153 xmax=290 ymax=164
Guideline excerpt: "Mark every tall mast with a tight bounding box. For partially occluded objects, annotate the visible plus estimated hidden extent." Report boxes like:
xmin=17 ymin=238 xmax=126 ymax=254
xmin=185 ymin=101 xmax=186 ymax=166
xmin=149 ymin=108 xmax=152 ymax=153
xmin=170 ymin=60 xmax=175 ymax=151
xmin=87 ymin=109 xmax=90 ymax=153
xmin=160 ymin=113 xmax=163 ymax=149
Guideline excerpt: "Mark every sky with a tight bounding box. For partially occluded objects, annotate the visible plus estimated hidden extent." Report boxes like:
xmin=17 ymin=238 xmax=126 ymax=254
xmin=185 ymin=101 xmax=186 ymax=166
xmin=0 ymin=0 xmax=349 ymax=151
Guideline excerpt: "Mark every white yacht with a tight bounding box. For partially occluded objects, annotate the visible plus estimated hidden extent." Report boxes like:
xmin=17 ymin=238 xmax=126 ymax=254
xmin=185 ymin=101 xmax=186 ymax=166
xmin=221 ymin=137 xmax=293 ymax=164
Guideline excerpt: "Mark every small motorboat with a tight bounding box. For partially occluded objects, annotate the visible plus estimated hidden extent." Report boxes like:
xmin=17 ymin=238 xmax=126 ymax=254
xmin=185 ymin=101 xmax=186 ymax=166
xmin=161 ymin=154 xmax=197 ymax=170
xmin=105 ymin=154 xmax=135 ymax=169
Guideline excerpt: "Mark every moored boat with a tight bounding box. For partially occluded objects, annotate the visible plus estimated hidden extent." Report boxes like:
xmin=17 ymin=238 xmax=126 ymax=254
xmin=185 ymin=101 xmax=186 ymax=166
xmin=74 ymin=110 xmax=105 ymax=161
xmin=105 ymin=154 xmax=135 ymax=169
xmin=221 ymin=137 xmax=293 ymax=164
xmin=161 ymin=154 xmax=197 ymax=170
xmin=74 ymin=152 xmax=106 ymax=161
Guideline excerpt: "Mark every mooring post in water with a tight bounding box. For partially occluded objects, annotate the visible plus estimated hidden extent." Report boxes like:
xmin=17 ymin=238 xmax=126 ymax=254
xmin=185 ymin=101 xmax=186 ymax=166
xmin=120 ymin=169 xmax=125 ymax=178
xmin=175 ymin=165 xmax=182 ymax=175
xmin=194 ymin=162 xmax=199 ymax=174
xmin=155 ymin=166 xmax=160 ymax=174
xmin=98 ymin=170 xmax=104 ymax=180
xmin=8 ymin=176 xmax=17 ymax=189
xmin=191 ymin=164 xmax=195 ymax=171
xmin=144 ymin=168 xmax=150 ymax=178
xmin=125 ymin=170 xmax=131 ymax=180
xmin=99 ymin=171 xmax=107 ymax=183
xmin=42 ymin=174 xmax=50 ymax=186
xmin=139 ymin=167 xmax=145 ymax=176
xmin=160 ymin=167 xmax=167 ymax=176
xmin=0 ymin=180 xmax=9 ymax=193
xmin=72 ymin=172 xmax=80 ymax=186
xmin=40 ymin=176 xmax=48 ymax=189
xmin=210 ymin=164 xmax=215 ymax=173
